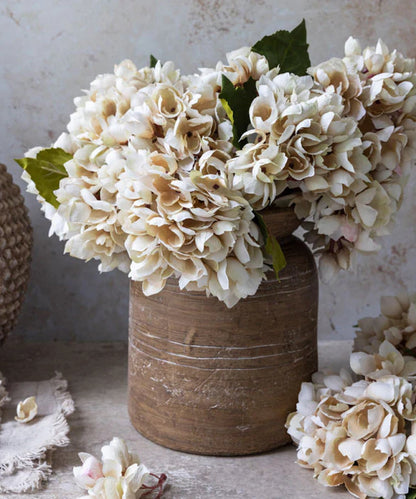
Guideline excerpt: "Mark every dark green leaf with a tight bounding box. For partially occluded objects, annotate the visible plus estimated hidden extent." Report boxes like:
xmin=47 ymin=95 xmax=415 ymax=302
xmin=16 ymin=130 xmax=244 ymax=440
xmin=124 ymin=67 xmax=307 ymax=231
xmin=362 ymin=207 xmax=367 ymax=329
xmin=219 ymin=75 xmax=258 ymax=148
xmin=15 ymin=148 xmax=71 ymax=208
xmin=252 ymin=19 xmax=310 ymax=76
xmin=254 ymin=211 xmax=287 ymax=278
xmin=150 ymin=54 xmax=158 ymax=68
xmin=407 ymin=489 xmax=416 ymax=499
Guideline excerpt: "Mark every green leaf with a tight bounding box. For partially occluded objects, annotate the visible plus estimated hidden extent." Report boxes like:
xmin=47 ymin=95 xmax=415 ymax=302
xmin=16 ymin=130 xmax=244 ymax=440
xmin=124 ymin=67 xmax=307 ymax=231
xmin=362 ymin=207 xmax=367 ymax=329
xmin=407 ymin=489 xmax=416 ymax=499
xmin=219 ymin=75 xmax=258 ymax=148
xmin=15 ymin=148 xmax=71 ymax=208
xmin=254 ymin=211 xmax=287 ymax=278
xmin=150 ymin=54 xmax=158 ymax=68
xmin=252 ymin=19 xmax=310 ymax=76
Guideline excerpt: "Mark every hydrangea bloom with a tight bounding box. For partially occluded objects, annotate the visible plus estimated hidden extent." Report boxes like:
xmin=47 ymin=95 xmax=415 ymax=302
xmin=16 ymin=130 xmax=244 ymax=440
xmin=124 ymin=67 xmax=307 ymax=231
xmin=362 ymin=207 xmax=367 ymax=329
xmin=24 ymin=59 xmax=265 ymax=307
xmin=73 ymin=437 xmax=166 ymax=499
xmin=20 ymin=36 xmax=416 ymax=303
xmin=354 ymin=291 xmax=416 ymax=355
xmin=287 ymin=291 xmax=416 ymax=499
xmin=287 ymin=349 xmax=416 ymax=498
xmin=225 ymin=37 xmax=416 ymax=283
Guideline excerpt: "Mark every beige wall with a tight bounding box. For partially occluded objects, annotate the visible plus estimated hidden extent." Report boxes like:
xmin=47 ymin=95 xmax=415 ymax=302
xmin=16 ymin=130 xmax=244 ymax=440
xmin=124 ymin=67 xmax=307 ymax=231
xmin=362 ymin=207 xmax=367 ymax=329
xmin=2 ymin=0 xmax=416 ymax=341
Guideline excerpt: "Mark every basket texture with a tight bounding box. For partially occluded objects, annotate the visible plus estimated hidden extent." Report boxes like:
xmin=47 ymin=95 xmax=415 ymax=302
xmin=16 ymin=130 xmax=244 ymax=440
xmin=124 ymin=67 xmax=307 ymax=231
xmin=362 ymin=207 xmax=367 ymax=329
xmin=0 ymin=163 xmax=32 ymax=344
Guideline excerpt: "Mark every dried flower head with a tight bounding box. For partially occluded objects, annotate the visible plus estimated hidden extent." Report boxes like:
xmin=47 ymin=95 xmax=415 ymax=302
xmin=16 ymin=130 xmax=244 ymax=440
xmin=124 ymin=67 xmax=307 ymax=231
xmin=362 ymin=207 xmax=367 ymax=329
xmin=18 ymin=31 xmax=416 ymax=305
xmin=354 ymin=291 xmax=416 ymax=355
xmin=73 ymin=437 xmax=166 ymax=499
xmin=288 ymin=290 xmax=416 ymax=498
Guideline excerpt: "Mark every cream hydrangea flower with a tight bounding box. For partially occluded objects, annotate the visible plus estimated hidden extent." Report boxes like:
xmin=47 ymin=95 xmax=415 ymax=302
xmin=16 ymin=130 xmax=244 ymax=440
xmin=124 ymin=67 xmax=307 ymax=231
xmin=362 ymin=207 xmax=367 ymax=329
xmin=227 ymin=72 xmax=334 ymax=209
xmin=287 ymin=333 xmax=416 ymax=499
xmin=73 ymin=437 xmax=162 ymax=499
xmin=348 ymin=39 xmax=416 ymax=119
xmin=204 ymin=46 xmax=270 ymax=88
xmin=117 ymin=148 xmax=264 ymax=306
xmin=286 ymin=368 xmax=353 ymax=444
xmin=222 ymin=38 xmax=414 ymax=283
xmin=234 ymin=73 xmax=367 ymax=211
xmin=350 ymin=340 xmax=416 ymax=381
xmin=363 ymin=375 xmax=416 ymax=420
xmin=291 ymin=37 xmax=416 ymax=283
xmin=354 ymin=291 xmax=416 ymax=355
xmin=20 ymin=37 xmax=416 ymax=305
xmin=308 ymin=56 xmax=364 ymax=120
xmin=221 ymin=47 xmax=269 ymax=85
xmin=21 ymin=55 xmax=268 ymax=307
xmin=287 ymin=380 xmax=416 ymax=498
xmin=286 ymin=291 xmax=416 ymax=498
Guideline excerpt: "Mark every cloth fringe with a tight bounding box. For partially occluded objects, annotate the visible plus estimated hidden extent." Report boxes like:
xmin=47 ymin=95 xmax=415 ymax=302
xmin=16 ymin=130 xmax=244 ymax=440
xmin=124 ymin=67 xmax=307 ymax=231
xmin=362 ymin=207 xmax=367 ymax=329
xmin=51 ymin=371 xmax=76 ymax=417
xmin=0 ymin=462 xmax=53 ymax=494
xmin=0 ymin=371 xmax=75 ymax=493
xmin=0 ymin=411 xmax=71 ymax=474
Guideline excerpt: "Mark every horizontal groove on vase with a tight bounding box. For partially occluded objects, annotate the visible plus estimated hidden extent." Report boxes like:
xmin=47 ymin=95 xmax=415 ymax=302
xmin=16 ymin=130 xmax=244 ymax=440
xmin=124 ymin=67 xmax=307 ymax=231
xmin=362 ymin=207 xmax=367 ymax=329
xmin=129 ymin=327 xmax=316 ymax=359
xmin=129 ymin=339 xmax=317 ymax=371
xmin=129 ymin=327 xmax=315 ymax=351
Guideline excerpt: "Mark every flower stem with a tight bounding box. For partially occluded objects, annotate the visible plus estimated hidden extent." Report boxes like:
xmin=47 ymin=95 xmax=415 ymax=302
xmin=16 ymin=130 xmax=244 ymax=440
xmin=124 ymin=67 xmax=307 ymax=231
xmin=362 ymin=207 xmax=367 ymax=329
xmin=140 ymin=473 xmax=167 ymax=498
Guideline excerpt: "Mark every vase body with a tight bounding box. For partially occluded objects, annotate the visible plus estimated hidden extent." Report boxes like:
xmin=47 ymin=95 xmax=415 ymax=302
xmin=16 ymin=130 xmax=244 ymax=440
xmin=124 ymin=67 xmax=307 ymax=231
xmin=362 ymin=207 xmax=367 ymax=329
xmin=128 ymin=208 xmax=318 ymax=456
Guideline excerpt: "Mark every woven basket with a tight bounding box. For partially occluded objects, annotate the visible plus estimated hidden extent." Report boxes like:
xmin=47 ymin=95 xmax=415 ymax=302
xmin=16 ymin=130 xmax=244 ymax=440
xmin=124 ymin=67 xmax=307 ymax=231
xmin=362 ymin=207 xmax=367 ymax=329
xmin=0 ymin=164 xmax=32 ymax=344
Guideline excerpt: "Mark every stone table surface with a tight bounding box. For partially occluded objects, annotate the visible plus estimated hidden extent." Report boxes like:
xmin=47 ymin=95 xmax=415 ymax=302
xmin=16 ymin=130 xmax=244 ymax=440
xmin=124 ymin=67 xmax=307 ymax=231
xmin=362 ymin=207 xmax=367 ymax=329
xmin=0 ymin=339 xmax=353 ymax=499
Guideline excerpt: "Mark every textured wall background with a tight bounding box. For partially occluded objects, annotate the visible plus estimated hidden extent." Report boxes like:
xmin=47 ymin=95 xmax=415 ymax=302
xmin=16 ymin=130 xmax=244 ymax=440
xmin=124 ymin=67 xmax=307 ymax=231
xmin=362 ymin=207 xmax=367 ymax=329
xmin=1 ymin=0 xmax=415 ymax=342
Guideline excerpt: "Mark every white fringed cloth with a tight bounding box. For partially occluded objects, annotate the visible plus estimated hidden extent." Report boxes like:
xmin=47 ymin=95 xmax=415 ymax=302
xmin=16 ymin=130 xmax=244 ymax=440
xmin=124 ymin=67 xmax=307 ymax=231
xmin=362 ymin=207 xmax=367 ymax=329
xmin=0 ymin=371 xmax=74 ymax=493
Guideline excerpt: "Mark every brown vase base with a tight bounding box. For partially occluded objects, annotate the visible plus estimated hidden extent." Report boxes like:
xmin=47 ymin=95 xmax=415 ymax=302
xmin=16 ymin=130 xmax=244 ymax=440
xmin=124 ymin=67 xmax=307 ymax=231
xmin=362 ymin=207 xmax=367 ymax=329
xmin=128 ymin=399 xmax=294 ymax=456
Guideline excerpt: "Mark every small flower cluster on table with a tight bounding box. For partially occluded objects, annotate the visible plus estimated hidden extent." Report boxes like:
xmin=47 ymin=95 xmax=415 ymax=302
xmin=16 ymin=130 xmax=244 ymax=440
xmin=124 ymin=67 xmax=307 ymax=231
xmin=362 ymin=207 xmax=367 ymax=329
xmin=287 ymin=291 xmax=416 ymax=499
xmin=17 ymin=20 xmax=416 ymax=307
xmin=73 ymin=437 xmax=166 ymax=499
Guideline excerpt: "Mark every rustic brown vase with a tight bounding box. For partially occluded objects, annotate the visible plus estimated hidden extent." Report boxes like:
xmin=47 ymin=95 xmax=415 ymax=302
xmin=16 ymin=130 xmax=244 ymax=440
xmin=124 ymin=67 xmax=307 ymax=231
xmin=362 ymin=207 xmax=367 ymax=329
xmin=128 ymin=207 xmax=318 ymax=456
